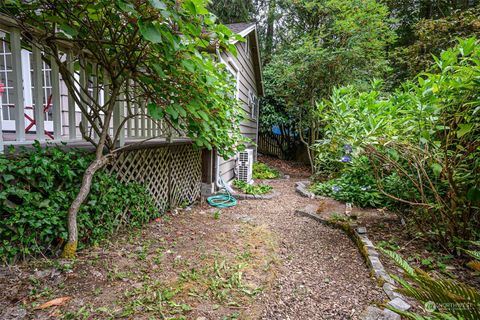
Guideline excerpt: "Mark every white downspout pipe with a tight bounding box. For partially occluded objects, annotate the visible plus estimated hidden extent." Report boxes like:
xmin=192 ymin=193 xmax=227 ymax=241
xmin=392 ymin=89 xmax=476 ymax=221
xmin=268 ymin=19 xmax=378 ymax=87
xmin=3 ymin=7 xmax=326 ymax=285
xmin=215 ymin=150 xmax=234 ymax=193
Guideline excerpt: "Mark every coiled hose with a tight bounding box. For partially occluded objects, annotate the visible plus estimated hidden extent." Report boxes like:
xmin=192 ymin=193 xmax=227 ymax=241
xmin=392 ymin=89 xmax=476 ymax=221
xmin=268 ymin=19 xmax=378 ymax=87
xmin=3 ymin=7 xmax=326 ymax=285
xmin=207 ymin=178 xmax=238 ymax=208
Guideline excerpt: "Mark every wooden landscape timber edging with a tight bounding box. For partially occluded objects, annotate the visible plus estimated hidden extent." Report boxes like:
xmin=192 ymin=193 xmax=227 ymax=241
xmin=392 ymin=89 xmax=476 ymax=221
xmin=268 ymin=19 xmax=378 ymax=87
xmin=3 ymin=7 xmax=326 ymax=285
xmin=107 ymin=143 xmax=201 ymax=212
xmin=295 ymin=203 xmax=412 ymax=320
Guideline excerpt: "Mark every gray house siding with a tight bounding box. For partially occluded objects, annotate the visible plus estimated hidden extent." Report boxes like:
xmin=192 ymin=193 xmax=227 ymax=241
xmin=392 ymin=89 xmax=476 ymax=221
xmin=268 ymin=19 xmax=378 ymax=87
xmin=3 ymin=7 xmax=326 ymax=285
xmin=218 ymin=33 xmax=260 ymax=185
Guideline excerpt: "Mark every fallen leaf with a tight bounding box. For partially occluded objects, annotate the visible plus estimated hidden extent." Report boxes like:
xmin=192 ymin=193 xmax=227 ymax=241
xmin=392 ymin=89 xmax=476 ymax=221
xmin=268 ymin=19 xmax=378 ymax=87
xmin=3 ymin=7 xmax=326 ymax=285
xmin=35 ymin=297 xmax=71 ymax=310
xmin=467 ymin=260 xmax=480 ymax=272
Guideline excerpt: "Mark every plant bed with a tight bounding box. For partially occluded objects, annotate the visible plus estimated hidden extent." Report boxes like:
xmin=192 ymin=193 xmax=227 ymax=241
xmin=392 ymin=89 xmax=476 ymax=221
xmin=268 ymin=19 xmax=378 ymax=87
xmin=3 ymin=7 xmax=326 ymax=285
xmin=231 ymin=180 xmax=277 ymax=200
xmin=312 ymin=198 xmax=480 ymax=290
xmin=253 ymin=162 xmax=281 ymax=180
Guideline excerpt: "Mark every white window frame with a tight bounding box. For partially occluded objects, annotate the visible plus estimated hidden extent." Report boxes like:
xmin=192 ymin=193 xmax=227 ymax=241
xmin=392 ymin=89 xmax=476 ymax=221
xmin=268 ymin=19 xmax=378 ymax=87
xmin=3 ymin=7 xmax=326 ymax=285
xmin=1 ymin=30 xmax=54 ymax=132
xmin=248 ymin=89 xmax=258 ymax=120
xmin=244 ymin=36 xmax=251 ymax=57
xmin=220 ymin=55 xmax=240 ymax=100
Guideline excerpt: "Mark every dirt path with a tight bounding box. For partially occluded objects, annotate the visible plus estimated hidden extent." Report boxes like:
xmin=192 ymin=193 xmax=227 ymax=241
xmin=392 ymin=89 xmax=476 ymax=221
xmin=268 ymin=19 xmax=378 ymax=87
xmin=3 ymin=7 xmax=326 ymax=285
xmin=0 ymin=178 xmax=385 ymax=320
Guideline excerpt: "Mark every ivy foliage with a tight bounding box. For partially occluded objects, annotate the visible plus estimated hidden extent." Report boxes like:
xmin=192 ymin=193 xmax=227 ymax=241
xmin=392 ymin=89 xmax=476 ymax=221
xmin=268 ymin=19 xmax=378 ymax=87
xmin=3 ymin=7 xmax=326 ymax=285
xmin=0 ymin=144 xmax=158 ymax=263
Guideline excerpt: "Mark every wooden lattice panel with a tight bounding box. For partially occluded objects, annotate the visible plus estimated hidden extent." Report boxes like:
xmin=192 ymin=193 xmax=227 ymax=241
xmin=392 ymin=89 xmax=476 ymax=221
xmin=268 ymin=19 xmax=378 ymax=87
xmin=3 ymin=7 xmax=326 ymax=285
xmin=169 ymin=145 xmax=202 ymax=208
xmin=107 ymin=144 xmax=201 ymax=212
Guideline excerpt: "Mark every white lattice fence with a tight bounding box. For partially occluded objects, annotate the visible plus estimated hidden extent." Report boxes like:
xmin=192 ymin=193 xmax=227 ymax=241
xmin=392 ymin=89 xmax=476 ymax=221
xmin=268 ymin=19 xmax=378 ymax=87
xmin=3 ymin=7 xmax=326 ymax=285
xmin=106 ymin=144 xmax=201 ymax=212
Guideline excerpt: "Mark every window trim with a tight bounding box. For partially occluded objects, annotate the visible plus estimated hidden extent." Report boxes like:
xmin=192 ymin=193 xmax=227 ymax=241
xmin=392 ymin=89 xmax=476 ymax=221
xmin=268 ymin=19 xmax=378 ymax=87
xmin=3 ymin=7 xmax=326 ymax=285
xmin=221 ymin=56 xmax=240 ymax=100
xmin=248 ymin=89 xmax=258 ymax=120
xmin=244 ymin=36 xmax=251 ymax=57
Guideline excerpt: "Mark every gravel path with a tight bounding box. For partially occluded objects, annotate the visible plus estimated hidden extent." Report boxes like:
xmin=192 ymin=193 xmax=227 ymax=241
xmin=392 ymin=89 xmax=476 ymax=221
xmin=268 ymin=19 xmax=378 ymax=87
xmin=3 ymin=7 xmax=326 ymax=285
xmin=234 ymin=178 xmax=386 ymax=319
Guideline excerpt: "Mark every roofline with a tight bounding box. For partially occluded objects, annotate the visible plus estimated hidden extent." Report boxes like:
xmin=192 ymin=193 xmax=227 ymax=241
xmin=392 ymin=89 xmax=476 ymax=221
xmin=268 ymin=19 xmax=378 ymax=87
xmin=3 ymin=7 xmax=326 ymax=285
xmin=251 ymin=27 xmax=264 ymax=97
xmin=229 ymin=24 xmax=264 ymax=97
xmin=231 ymin=24 xmax=257 ymax=42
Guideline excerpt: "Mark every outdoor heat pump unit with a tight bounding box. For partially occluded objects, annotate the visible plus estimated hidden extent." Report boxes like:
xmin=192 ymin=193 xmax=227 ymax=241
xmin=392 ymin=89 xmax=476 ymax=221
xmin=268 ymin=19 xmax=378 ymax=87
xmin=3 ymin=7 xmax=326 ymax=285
xmin=237 ymin=149 xmax=254 ymax=183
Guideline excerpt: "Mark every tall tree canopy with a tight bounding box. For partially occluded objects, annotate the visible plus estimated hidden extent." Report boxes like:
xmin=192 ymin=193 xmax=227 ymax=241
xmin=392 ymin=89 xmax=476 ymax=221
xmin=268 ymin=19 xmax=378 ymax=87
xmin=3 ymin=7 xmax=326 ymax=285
xmin=207 ymin=0 xmax=255 ymax=23
xmin=259 ymin=0 xmax=395 ymax=165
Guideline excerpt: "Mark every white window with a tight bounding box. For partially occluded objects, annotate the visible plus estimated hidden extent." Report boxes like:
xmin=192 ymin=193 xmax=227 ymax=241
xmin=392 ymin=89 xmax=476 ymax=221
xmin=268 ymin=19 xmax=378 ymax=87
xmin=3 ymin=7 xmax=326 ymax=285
xmin=0 ymin=30 xmax=54 ymax=133
xmin=244 ymin=36 xmax=251 ymax=57
xmin=222 ymin=57 xmax=239 ymax=100
xmin=0 ymin=31 xmax=15 ymax=125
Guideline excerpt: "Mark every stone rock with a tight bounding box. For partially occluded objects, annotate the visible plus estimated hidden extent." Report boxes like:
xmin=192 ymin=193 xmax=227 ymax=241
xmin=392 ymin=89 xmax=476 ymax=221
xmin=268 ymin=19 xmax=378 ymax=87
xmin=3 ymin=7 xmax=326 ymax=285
xmin=356 ymin=227 xmax=367 ymax=234
xmin=383 ymin=283 xmax=401 ymax=300
xmin=34 ymin=268 xmax=54 ymax=279
xmin=235 ymin=214 xmax=254 ymax=223
xmin=297 ymin=204 xmax=317 ymax=215
xmin=196 ymin=317 xmax=207 ymax=320
xmin=382 ymin=308 xmax=401 ymax=320
xmin=367 ymin=248 xmax=379 ymax=258
xmin=388 ymin=297 xmax=411 ymax=311
xmin=295 ymin=181 xmax=315 ymax=199
xmin=360 ymin=306 xmax=402 ymax=320
xmin=360 ymin=306 xmax=384 ymax=320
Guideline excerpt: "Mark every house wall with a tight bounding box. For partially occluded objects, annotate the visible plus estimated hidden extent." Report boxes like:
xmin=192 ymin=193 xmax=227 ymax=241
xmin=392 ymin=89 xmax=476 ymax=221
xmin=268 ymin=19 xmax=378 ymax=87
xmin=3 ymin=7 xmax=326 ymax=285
xmin=218 ymin=34 xmax=260 ymax=184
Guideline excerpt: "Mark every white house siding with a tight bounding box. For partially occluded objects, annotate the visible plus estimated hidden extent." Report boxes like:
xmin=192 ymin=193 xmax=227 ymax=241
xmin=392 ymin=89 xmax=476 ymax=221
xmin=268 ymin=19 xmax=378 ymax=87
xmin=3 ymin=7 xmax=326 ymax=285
xmin=218 ymin=34 xmax=260 ymax=184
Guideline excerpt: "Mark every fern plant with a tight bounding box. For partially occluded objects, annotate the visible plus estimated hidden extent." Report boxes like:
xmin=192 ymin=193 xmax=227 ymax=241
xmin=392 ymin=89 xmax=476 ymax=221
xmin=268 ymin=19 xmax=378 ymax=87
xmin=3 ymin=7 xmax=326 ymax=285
xmin=380 ymin=248 xmax=480 ymax=320
xmin=463 ymin=241 xmax=480 ymax=261
xmin=463 ymin=241 xmax=480 ymax=273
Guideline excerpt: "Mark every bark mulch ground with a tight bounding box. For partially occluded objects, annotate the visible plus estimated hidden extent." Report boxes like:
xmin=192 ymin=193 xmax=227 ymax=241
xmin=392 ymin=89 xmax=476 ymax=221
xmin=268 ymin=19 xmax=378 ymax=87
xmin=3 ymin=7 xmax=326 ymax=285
xmin=0 ymin=167 xmax=386 ymax=319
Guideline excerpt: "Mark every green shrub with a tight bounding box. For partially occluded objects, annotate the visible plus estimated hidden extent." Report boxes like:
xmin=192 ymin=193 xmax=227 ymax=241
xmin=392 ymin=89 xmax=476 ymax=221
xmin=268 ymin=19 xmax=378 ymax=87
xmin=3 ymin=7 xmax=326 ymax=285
xmin=314 ymin=38 xmax=480 ymax=249
xmin=0 ymin=143 xmax=158 ymax=263
xmin=232 ymin=180 xmax=273 ymax=195
xmin=253 ymin=162 xmax=280 ymax=180
xmin=310 ymin=156 xmax=390 ymax=208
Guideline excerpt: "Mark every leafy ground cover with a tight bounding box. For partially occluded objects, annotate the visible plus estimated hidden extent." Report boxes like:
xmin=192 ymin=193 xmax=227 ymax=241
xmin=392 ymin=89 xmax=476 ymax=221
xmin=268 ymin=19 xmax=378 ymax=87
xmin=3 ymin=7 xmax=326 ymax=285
xmin=232 ymin=180 xmax=273 ymax=195
xmin=0 ymin=144 xmax=157 ymax=264
xmin=257 ymin=154 xmax=311 ymax=178
xmin=252 ymin=162 xmax=280 ymax=180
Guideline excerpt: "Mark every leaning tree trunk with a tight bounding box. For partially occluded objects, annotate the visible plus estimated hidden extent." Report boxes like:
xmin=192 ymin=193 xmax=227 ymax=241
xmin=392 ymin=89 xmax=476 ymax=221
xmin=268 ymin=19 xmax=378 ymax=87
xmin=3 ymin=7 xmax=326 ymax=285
xmin=62 ymin=156 xmax=111 ymax=258
xmin=298 ymin=113 xmax=315 ymax=174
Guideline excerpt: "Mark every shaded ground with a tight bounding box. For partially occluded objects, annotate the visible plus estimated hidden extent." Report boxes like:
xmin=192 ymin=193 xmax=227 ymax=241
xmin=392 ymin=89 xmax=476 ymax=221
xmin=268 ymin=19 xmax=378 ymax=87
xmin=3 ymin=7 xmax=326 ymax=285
xmin=257 ymin=154 xmax=311 ymax=179
xmin=0 ymin=163 xmax=386 ymax=319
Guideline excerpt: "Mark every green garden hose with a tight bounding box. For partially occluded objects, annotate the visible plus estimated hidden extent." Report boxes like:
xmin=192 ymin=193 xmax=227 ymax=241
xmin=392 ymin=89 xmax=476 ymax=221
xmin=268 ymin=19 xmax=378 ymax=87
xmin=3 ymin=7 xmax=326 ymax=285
xmin=207 ymin=177 xmax=238 ymax=208
xmin=207 ymin=193 xmax=238 ymax=208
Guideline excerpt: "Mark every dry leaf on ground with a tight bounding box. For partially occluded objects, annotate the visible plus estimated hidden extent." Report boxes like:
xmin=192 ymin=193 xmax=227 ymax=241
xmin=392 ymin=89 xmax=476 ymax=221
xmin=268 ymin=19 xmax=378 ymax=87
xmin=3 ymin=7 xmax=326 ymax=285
xmin=35 ymin=297 xmax=71 ymax=310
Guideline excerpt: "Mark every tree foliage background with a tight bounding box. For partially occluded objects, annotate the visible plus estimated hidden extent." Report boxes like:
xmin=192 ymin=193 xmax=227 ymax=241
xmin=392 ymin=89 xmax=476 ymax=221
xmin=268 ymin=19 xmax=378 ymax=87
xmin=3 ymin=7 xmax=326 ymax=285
xmin=210 ymin=0 xmax=479 ymax=160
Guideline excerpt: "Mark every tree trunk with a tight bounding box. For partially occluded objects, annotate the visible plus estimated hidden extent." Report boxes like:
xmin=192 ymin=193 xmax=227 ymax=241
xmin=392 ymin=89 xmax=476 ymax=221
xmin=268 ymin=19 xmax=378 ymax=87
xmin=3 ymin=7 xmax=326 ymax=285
xmin=264 ymin=0 xmax=276 ymax=64
xmin=62 ymin=155 xmax=111 ymax=258
xmin=298 ymin=113 xmax=314 ymax=174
